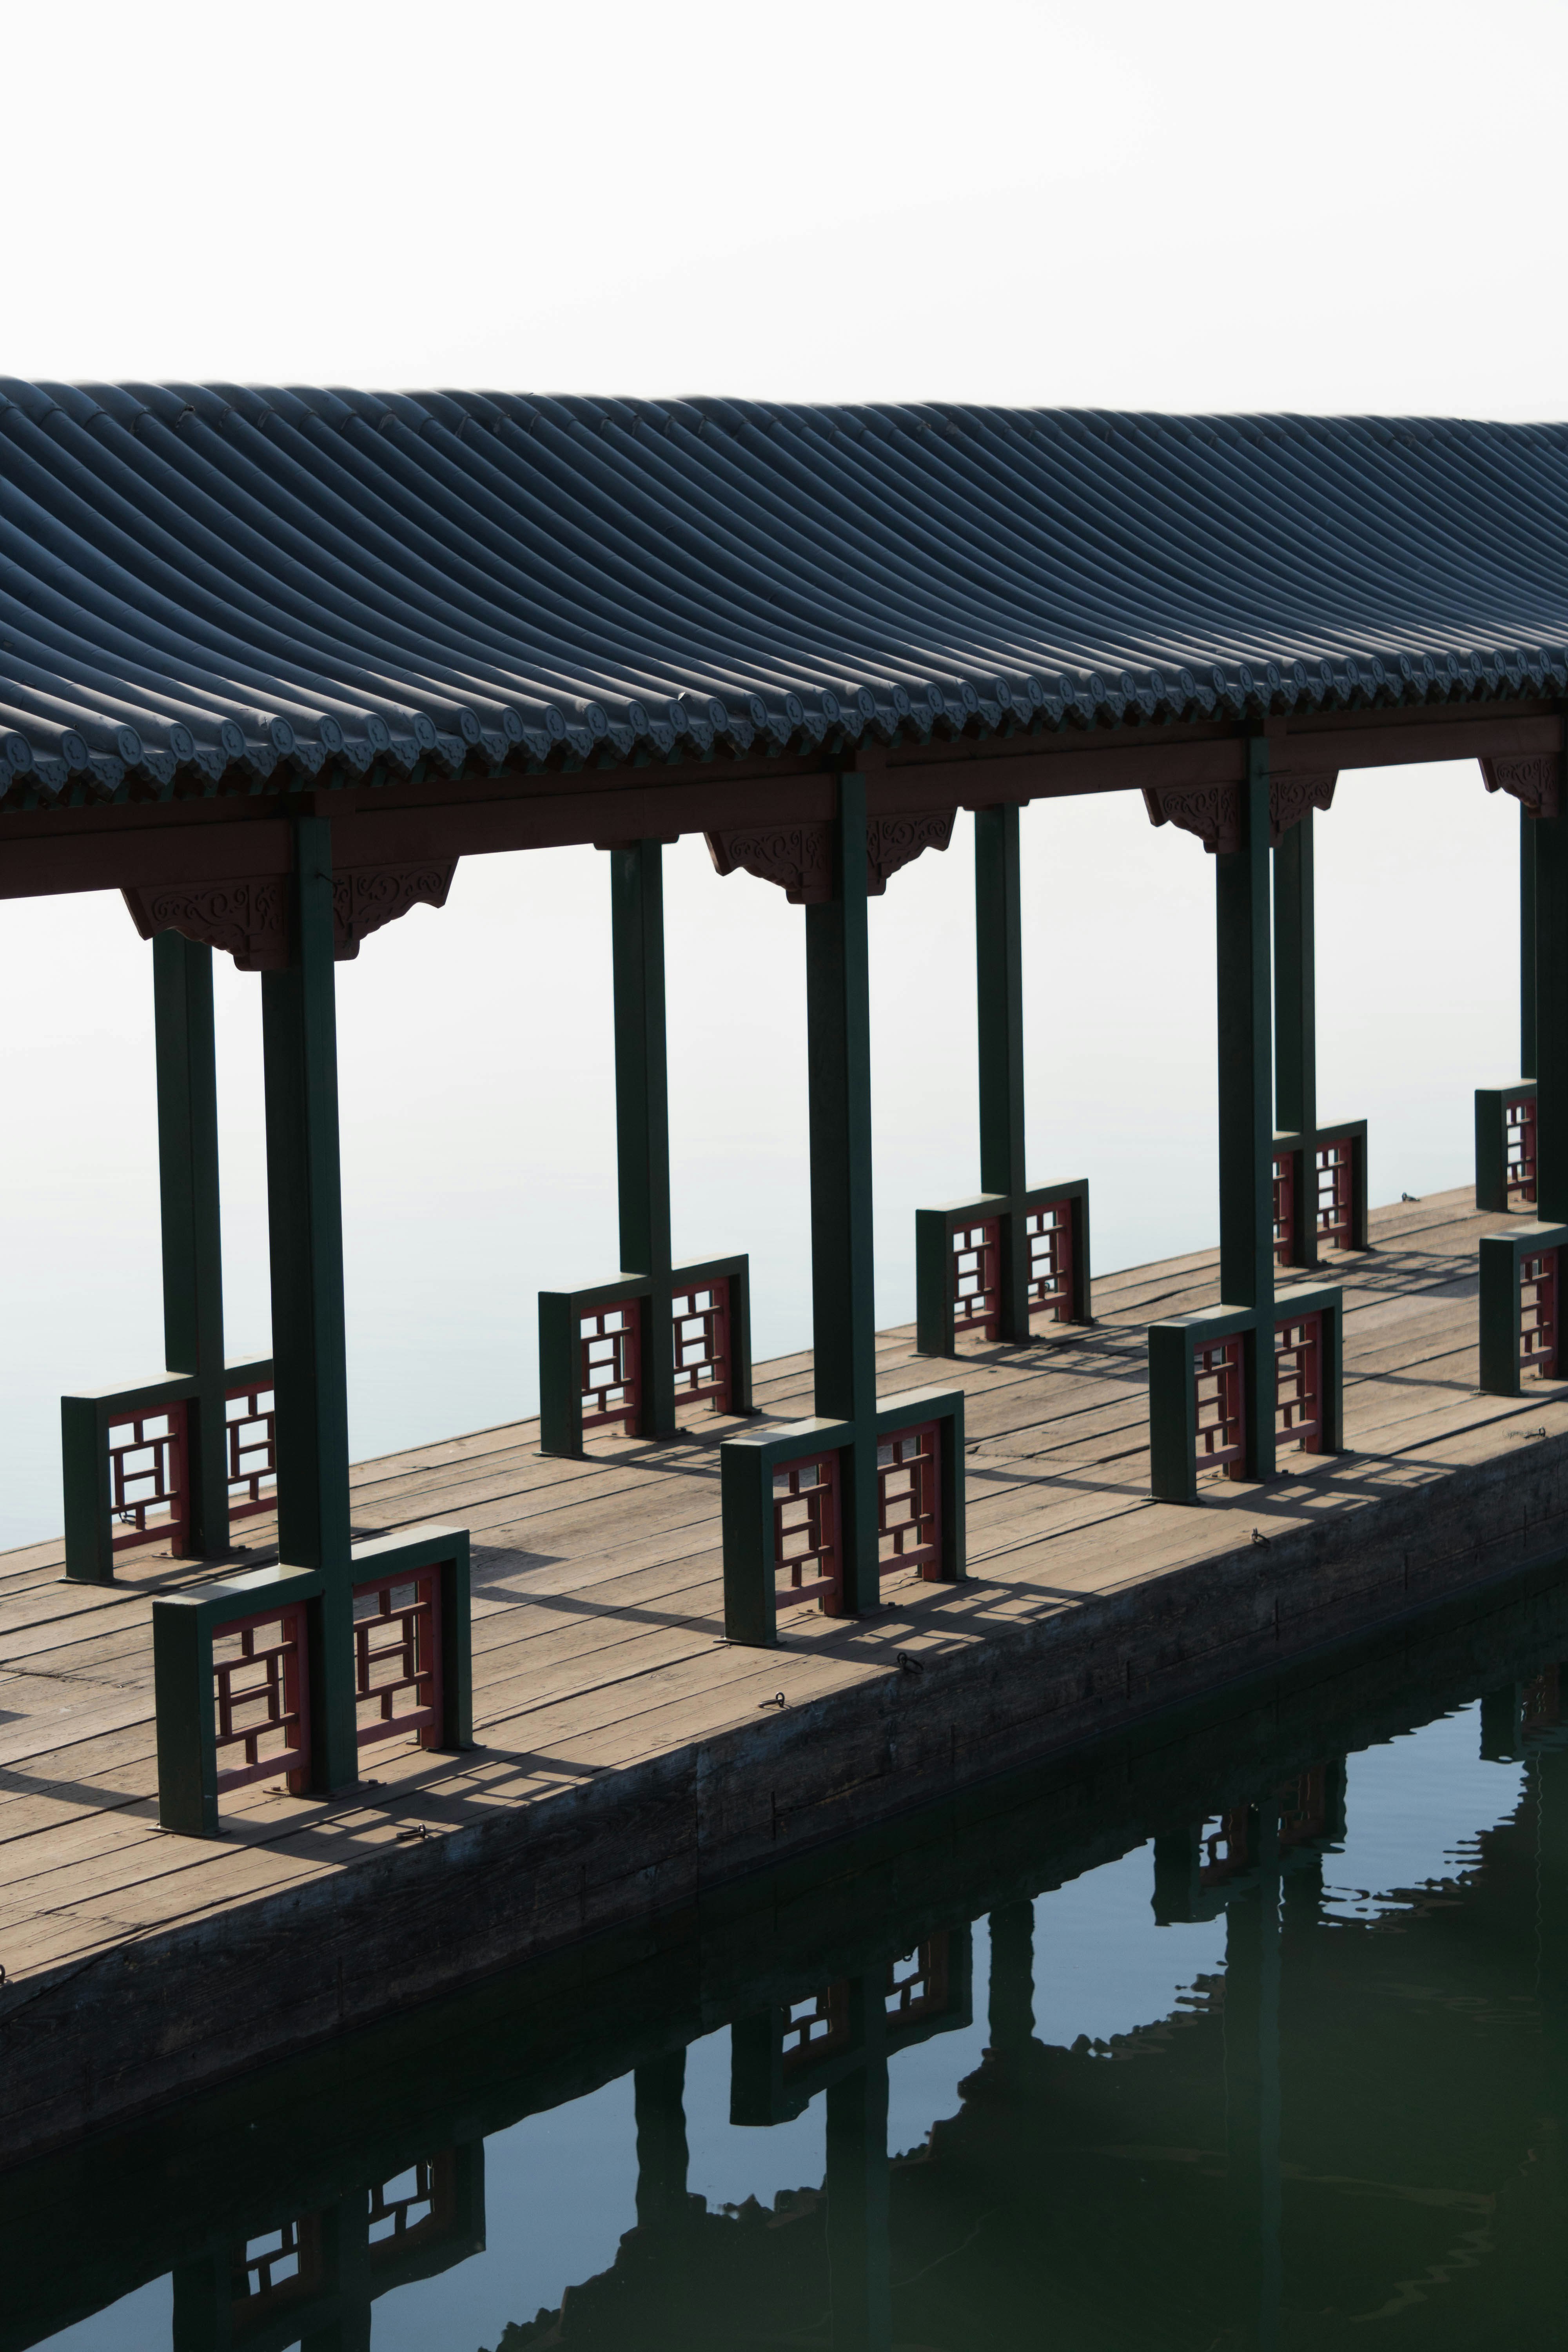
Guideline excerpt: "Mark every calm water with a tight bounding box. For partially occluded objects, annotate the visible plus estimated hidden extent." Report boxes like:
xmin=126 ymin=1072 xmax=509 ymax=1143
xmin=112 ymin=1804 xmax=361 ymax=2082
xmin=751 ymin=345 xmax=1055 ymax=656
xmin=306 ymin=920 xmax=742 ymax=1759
xmin=15 ymin=1578 xmax=1568 ymax=2352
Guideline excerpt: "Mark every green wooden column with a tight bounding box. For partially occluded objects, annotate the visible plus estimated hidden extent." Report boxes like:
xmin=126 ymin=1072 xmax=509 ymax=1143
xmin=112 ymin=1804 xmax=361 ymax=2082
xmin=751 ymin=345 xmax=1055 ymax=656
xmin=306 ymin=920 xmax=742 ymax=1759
xmin=806 ymin=771 xmax=880 ymax=1614
xmin=261 ymin=814 xmax=356 ymax=1790
xmin=634 ymin=2051 xmax=690 ymax=2229
xmin=1535 ymin=803 xmax=1568 ymax=1225
xmin=611 ymin=839 xmax=677 ymax=1437
xmin=825 ymin=1977 xmax=892 ymax=2352
xmin=154 ymin=931 xmax=230 ymax=1557
xmin=975 ymin=804 xmax=1031 ymax=1341
xmin=1523 ymin=804 xmax=1539 ymax=1082
xmin=1272 ymin=810 xmax=1318 ymax=1272
xmin=987 ymin=1900 xmax=1035 ymax=2053
xmin=1218 ymin=743 xmax=1276 ymax=1477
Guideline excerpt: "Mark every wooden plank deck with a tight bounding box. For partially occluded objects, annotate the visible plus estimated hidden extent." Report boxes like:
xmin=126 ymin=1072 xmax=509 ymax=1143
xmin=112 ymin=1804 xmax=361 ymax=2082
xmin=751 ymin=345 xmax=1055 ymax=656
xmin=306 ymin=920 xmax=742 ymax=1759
xmin=4 ymin=1183 xmax=1568 ymax=2157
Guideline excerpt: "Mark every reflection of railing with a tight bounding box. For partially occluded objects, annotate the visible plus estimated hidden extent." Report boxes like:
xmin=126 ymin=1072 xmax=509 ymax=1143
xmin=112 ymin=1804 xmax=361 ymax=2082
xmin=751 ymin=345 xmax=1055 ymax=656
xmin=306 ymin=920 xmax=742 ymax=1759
xmin=1153 ymin=1763 xmax=1348 ymax=1922
xmin=731 ymin=1927 xmax=975 ymax=2123
xmin=62 ymin=1354 xmax=274 ymax=1583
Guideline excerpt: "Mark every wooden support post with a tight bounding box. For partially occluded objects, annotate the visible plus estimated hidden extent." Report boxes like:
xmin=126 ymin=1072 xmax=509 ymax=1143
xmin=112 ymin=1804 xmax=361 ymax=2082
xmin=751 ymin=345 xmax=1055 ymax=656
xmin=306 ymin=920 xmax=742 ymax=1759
xmin=1217 ymin=742 xmax=1276 ymax=1477
xmin=1272 ymin=809 xmax=1318 ymax=1272
xmin=261 ymin=814 xmax=356 ymax=1790
xmin=975 ymin=805 xmax=1030 ymax=1341
xmin=1523 ymin=801 xmax=1539 ymax=1082
xmin=154 ymin=933 xmax=231 ymax=1557
xmin=987 ymin=1900 xmax=1035 ymax=2053
xmin=1534 ymin=797 xmax=1568 ymax=1227
xmin=634 ymin=2050 xmax=690 ymax=2229
xmin=806 ymin=772 xmax=880 ymax=1614
xmin=825 ymin=1977 xmax=892 ymax=2352
xmin=611 ymin=840 xmax=677 ymax=1439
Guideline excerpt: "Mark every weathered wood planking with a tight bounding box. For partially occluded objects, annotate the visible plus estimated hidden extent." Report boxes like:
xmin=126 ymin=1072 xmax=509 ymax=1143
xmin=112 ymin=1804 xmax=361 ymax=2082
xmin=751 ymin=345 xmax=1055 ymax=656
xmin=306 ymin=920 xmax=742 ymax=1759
xmin=3 ymin=1184 xmax=1568 ymax=2161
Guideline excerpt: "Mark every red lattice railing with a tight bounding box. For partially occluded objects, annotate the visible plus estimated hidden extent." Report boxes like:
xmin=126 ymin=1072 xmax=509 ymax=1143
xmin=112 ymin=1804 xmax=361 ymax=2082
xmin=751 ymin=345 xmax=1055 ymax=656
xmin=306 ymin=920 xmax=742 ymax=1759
xmin=109 ymin=1405 xmax=187 ymax=1552
xmin=226 ymin=1383 xmax=276 ymax=1519
xmin=1025 ymin=1200 xmax=1074 ymax=1321
xmin=1198 ymin=1808 xmax=1252 ymax=1887
xmin=773 ymin=1453 xmax=840 ymax=1613
xmin=579 ymin=1303 xmax=641 ymax=1433
xmin=1275 ymin=1312 xmax=1325 ymax=1454
xmin=1521 ymin=1248 xmax=1559 ymax=1378
xmin=1507 ymin=1094 xmax=1539 ymax=1207
xmin=950 ymin=1218 xmax=1000 ymax=1339
xmin=231 ymin=2214 xmax=323 ymax=2321
xmin=1272 ymin=1151 xmax=1296 ymax=1267
xmin=885 ymin=1936 xmax=950 ymax=2034
xmin=367 ymin=2153 xmax=456 ymax=2261
xmin=212 ymin=1601 xmax=311 ymax=1796
xmin=877 ymin=1422 xmax=942 ymax=1579
xmin=781 ymin=1982 xmax=852 ymax=2072
xmin=1194 ymin=1338 xmax=1246 ymax=1478
xmin=1316 ymin=1136 xmax=1356 ymax=1252
xmin=671 ymin=1278 xmax=731 ymax=1413
xmin=352 ymin=1570 xmax=442 ymax=1752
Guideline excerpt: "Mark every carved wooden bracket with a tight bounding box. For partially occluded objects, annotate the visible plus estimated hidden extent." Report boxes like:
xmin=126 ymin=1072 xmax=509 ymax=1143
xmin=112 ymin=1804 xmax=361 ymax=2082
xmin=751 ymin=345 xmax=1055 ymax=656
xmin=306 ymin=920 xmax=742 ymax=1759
xmin=123 ymin=862 xmax=456 ymax=969
xmin=1141 ymin=782 xmax=1243 ymax=855
xmin=1268 ymin=771 xmax=1337 ymax=846
xmin=1143 ymin=774 xmax=1337 ymax=853
xmin=706 ymin=811 xmax=954 ymax=903
xmin=1482 ymin=754 xmax=1561 ymax=819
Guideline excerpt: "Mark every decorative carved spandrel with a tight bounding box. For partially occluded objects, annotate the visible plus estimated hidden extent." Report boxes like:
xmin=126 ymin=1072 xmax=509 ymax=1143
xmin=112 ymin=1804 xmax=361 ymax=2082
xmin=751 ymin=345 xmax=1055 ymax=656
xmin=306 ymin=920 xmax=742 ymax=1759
xmin=706 ymin=823 xmax=835 ymax=904
xmin=124 ymin=862 xmax=456 ymax=968
xmin=1483 ymin=754 xmax=1562 ymax=820
xmin=706 ymin=810 xmax=954 ymax=901
xmin=1141 ymin=782 xmax=1243 ymax=855
xmin=1269 ymin=771 xmax=1337 ymax=846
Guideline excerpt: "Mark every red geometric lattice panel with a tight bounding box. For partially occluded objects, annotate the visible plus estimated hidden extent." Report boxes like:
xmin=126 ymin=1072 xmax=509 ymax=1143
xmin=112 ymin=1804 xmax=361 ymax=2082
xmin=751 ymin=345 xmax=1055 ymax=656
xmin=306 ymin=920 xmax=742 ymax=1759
xmin=1272 ymin=1150 xmax=1297 ymax=1267
xmin=671 ymin=1279 xmax=730 ymax=1413
xmin=352 ymin=1570 xmax=443 ymax=1752
xmin=1521 ymin=1248 xmax=1559 ymax=1379
xmin=1026 ymin=1200 xmax=1074 ymax=1322
xmin=1194 ymin=1337 xmax=1246 ymax=1479
xmin=1316 ymin=1137 xmax=1356 ymax=1252
xmin=109 ymin=1403 xmax=188 ymax=1553
xmin=1507 ymin=1094 xmax=1539 ymax=1207
xmin=950 ymin=1218 xmax=1000 ymax=1340
xmin=1274 ymin=1312 xmax=1325 ymax=1454
xmin=876 ymin=1422 xmax=942 ymax=1579
xmin=579 ymin=1303 xmax=641 ymax=1432
xmin=212 ymin=1601 xmax=311 ymax=1796
xmin=773 ymin=1453 xmax=841 ymax=1613
xmin=225 ymin=1383 xmax=277 ymax=1520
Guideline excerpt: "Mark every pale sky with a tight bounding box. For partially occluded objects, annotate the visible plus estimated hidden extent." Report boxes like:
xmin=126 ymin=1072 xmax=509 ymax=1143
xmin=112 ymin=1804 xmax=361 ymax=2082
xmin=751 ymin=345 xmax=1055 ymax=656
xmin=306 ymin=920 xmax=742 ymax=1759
xmin=0 ymin=0 xmax=1548 ymax=1539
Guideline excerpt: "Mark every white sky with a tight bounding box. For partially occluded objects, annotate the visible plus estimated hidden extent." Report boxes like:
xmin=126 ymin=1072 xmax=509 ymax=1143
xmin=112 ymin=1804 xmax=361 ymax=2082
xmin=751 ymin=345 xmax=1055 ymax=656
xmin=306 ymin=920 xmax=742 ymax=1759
xmin=0 ymin=0 xmax=1550 ymax=1539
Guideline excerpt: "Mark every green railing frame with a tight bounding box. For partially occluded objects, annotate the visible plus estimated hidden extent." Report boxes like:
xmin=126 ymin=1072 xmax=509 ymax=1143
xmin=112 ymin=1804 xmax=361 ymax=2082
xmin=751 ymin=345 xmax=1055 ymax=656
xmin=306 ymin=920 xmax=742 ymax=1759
xmin=1474 ymin=1080 xmax=1537 ymax=1214
xmin=61 ymin=1351 xmax=275 ymax=1585
xmin=719 ymin=1382 xmax=965 ymax=1646
xmin=1148 ymin=1280 xmax=1345 ymax=1506
xmin=914 ymin=1178 xmax=1092 ymax=1357
xmin=1272 ymin=1119 xmax=1370 ymax=1263
xmin=152 ymin=1524 xmax=472 ymax=1837
xmin=1477 ymin=1220 xmax=1568 ymax=1395
xmin=537 ymin=1251 xmax=754 ymax=1459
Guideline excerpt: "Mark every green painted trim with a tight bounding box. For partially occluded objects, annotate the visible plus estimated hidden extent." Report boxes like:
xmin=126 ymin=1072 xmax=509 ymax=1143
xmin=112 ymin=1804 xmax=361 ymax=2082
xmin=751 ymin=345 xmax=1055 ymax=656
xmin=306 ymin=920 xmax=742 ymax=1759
xmin=154 ymin=932 xmax=230 ymax=1558
xmin=1475 ymin=1082 xmax=1532 ymax=1214
xmin=913 ymin=1180 xmax=1092 ymax=1358
xmin=1148 ymin=1280 xmax=1345 ymax=1504
xmin=538 ymin=1252 xmax=754 ymax=1460
xmin=1217 ymin=743 xmax=1276 ymax=1475
xmin=1535 ymin=807 xmax=1568 ymax=1226
xmin=152 ymin=1566 xmax=324 ymax=1837
xmin=719 ymin=1415 xmax=855 ymax=1647
xmin=975 ymin=806 xmax=1029 ymax=1338
xmin=1477 ymin=1221 xmax=1568 ymax=1395
xmin=1523 ymin=802 xmax=1538 ymax=1081
xmin=351 ymin=1524 xmax=473 ymax=1752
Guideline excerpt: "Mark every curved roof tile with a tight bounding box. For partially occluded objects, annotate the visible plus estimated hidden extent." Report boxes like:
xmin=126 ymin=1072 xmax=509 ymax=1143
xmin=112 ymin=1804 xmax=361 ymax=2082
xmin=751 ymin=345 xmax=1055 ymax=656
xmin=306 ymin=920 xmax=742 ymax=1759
xmin=0 ymin=383 xmax=1563 ymax=804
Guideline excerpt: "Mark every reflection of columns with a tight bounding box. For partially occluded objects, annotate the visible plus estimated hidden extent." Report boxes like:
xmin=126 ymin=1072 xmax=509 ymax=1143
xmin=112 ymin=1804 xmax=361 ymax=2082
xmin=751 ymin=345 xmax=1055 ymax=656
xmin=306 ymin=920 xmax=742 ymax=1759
xmin=154 ymin=931 xmax=231 ymax=1556
xmin=260 ymin=815 xmax=355 ymax=1788
xmin=826 ymin=1979 xmax=891 ymax=2352
xmin=987 ymin=1901 xmax=1035 ymax=2052
xmin=1225 ymin=1803 xmax=1282 ymax=2352
xmin=634 ymin=2051 xmax=691 ymax=2229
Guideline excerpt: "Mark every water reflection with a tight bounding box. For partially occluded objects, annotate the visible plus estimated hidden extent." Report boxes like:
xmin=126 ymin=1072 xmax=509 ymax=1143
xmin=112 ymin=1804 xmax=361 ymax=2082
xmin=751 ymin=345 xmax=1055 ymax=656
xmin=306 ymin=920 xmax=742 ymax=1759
xmin=16 ymin=1581 xmax=1568 ymax=2352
